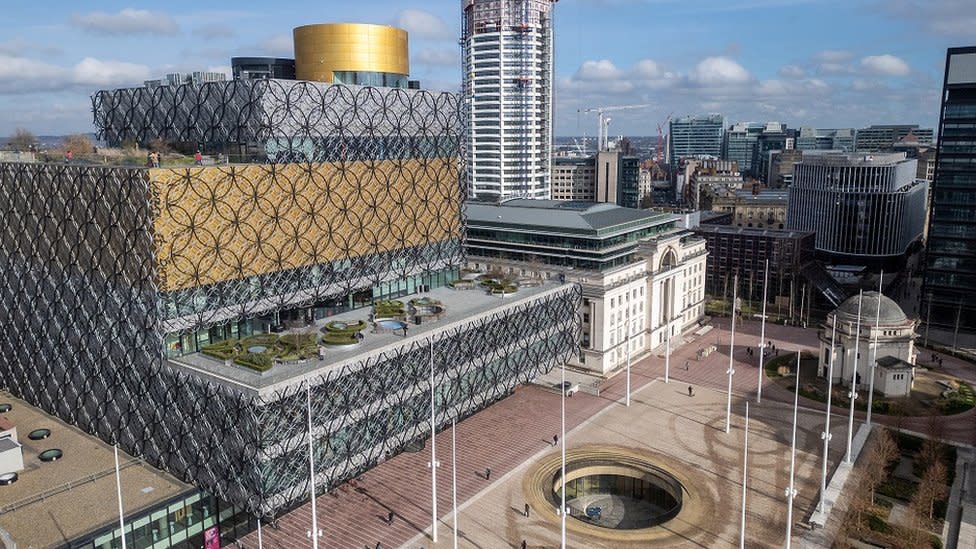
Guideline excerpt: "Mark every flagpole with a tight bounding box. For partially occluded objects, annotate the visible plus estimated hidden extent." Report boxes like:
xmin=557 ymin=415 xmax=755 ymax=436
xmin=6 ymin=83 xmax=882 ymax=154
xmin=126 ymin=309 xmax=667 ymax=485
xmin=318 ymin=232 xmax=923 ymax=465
xmin=665 ymin=314 xmax=671 ymax=384
xmin=846 ymin=290 xmax=863 ymax=463
xmin=625 ymin=328 xmax=632 ymax=407
xmin=257 ymin=518 xmax=263 ymax=549
xmin=785 ymin=353 xmax=800 ymax=549
xmin=757 ymin=259 xmax=769 ymax=403
xmin=866 ymin=272 xmax=883 ymax=427
xmin=306 ymin=385 xmax=320 ymax=548
xmin=818 ymin=315 xmax=837 ymax=513
xmin=726 ymin=274 xmax=738 ymax=434
xmin=429 ymin=338 xmax=439 ymax=543
xmin=739 ymin=402 xmax=749 ymax=549
xmin=452 ymin=418 xmax=458 ymax=549
xmin=114 ymin=444 xmax=127 ymax=549
xmin=560 ymin=358 xmax=567 ymax=548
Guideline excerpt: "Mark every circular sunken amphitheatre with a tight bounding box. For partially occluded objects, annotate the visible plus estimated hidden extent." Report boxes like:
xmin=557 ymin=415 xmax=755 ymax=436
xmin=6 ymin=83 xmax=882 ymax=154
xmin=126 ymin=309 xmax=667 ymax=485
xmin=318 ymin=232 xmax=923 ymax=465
xmin=523 ymin=446 xmax=712 ymax=545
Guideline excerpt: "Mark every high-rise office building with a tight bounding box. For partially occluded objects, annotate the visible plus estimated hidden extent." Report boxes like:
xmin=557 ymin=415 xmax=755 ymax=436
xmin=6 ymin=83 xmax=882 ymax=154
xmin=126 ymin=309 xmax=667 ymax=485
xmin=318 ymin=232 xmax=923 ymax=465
xmin=796 ymin=127 xmax=854 ymax=152
xmin=723 ymin=122 xmax=764 ymax=175
xmin=668 ymin=114 xmax=724 ymax=163
xmin=787 ymin=152 xmax=927 ymax=269
xmin=922 ymin=46 xmax=976 ymax=341
xmin=462 ymin=0 xmax=556 ymax=200
xmin=855 ymin=124 xmax=933 ymax=152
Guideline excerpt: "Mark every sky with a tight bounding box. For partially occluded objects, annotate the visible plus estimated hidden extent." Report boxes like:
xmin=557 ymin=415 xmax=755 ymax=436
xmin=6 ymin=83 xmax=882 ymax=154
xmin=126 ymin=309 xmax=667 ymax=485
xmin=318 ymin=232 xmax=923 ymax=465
xmin=0 ymin=0 xmax=973 ymax=137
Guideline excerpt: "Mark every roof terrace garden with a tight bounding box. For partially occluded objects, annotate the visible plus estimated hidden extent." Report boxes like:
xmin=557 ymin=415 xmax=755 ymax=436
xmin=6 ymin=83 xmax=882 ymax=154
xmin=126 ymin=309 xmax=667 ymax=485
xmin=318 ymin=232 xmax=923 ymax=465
xmin=170 ymin=280 xmax=562 ymax=394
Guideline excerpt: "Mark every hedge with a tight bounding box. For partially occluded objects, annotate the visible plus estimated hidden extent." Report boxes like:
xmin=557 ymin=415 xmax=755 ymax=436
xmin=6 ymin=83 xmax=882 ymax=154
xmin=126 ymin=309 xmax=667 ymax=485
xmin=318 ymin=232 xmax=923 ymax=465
xmin=234 ymin=352 xmax=273 ymax=372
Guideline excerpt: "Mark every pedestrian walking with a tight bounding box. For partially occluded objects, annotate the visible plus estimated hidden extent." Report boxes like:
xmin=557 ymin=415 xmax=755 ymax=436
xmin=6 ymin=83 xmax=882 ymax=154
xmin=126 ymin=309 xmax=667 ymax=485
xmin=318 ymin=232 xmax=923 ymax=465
xmin=687 ymin=385 xmax=693 ymax=397
xmin=485 ymin=467 xmax=491 ymax=480
xmin=685 ymin=360 xmax=690 ymax=371
xmin=552 ymin=434 xmax=558 ymax=446
xmin=376 ymin=543 xmax=382 ymax=549
xmin=521 ymin=540 xmax=527 ymax=549
xmin=388 ymin=511 xmax=394 ymax=525
xmin=64 ymin=149 xmax=73 ymax=164
xmin=524 ymin=502 xmax=530 ymax=517
xmin=194 ymin=149 xmax=203 ymax=165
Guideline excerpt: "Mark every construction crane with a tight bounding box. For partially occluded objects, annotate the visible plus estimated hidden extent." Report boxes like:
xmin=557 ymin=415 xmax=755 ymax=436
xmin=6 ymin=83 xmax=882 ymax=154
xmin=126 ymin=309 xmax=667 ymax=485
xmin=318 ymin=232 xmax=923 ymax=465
xmin=656 ymin=111 xmax=673 ymax=164
xmin=582 ymin=104 xmax=650 ymax=152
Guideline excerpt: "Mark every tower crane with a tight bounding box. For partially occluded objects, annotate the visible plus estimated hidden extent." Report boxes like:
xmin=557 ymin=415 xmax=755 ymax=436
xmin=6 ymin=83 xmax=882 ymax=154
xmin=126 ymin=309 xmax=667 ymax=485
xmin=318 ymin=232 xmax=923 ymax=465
xmin=582 ymin=104 xmax=651 ymax=152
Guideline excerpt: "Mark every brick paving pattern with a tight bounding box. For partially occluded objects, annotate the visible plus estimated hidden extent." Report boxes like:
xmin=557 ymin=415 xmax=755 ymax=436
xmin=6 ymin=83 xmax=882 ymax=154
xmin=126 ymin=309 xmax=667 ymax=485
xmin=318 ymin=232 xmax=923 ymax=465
xmin=237 ymin=318 xmax=976 ymax=548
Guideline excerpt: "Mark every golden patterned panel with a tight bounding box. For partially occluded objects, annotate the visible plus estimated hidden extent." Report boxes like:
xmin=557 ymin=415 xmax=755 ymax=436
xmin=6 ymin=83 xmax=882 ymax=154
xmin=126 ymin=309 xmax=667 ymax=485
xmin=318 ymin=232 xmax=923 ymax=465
xmin=293 ymin=23 xmax=409 ymax=83
xmin=149 ymin=159 xmax=460 ymax=292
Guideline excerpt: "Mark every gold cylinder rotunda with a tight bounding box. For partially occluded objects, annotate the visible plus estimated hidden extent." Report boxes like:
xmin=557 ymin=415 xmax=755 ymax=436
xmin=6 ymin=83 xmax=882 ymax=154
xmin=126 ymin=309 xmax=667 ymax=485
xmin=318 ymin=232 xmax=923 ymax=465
xmin=293 ymin=23 xmax=410 ymax=84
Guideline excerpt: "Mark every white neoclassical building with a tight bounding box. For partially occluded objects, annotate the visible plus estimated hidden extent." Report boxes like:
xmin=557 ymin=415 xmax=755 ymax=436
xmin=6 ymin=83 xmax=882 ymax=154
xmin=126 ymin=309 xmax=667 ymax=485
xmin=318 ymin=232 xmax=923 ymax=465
xmin=818 ymin=291 xmax=918 ymax=397
xmin=465 ymin=200 xmax=708 ymax=374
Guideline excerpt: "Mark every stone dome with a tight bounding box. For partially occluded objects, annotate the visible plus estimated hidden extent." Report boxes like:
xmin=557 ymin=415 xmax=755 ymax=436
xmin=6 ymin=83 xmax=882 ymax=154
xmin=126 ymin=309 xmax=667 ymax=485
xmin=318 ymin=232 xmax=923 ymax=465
xmin=833 ymin=291 xmax=909 ymax=325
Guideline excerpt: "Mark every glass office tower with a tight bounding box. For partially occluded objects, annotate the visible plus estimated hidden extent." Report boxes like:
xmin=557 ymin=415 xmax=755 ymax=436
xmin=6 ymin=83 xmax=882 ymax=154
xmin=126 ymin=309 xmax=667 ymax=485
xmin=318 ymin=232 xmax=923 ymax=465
xmin=923 ymin=46 xmax=976 ymax=338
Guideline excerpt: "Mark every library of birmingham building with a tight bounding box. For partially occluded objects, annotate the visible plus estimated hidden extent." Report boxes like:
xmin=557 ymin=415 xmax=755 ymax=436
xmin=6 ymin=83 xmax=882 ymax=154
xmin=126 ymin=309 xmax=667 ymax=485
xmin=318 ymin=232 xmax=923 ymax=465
xmin=0 ymin=77 xmax=579 ymax=517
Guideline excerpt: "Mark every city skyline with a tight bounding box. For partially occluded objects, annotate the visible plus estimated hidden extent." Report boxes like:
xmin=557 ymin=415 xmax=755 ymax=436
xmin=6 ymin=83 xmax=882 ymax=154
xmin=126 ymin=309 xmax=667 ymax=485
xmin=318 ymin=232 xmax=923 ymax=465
xmin=0 ymin=0 xmax=972 ymax=136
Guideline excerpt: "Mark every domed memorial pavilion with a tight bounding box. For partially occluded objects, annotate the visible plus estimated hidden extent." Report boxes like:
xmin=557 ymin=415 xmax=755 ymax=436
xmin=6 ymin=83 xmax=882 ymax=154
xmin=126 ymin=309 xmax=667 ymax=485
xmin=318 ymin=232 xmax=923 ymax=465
xmin=818 ymin=291 xmax=918 ymax=397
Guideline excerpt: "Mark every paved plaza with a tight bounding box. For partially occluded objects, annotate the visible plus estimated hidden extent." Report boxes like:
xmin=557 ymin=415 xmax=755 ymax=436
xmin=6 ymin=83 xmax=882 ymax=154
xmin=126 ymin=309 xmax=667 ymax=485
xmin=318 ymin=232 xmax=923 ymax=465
xmin=236 ymin=317 xmax=976 ymax=548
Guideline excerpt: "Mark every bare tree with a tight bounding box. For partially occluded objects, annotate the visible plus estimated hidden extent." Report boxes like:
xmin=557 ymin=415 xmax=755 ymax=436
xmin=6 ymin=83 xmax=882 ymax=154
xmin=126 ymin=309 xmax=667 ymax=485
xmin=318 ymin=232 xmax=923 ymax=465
xmin=914 ymin=459 xmax=949 ymax=522
xmin=863 ymin=428 xmax=900 ymax=505
xmin=62 ymin=134 xmax=94 ymax=155
xmin=8 ymin=128 xmax=35 ymax=151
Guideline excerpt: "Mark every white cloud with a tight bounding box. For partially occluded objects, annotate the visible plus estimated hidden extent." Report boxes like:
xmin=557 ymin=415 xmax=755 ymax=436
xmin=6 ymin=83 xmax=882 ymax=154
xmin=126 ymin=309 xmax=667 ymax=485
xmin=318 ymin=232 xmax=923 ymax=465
xmin=778 ymin=64 xmax=805 ymax=78
xmin=861 ymin=54 xmax=910 ymax=77
xmin=574 ymin=59 xmax=625 ymax=81
xmin=0 ymin=54 xmax=149 ymax=93
xmin=72 ymin=58 xmax=150 ymax=86
xmin=689 ymin=56 xmax=750 ymax=86
xmin=395 ymin=9 xmax=452 ymax=40
xmin=634 ymin=59 xmax=662 ymax=79
xmin=758 ymin=78 xmax=829 ymax=97
xmin=414 ymin=49 xmax=459 ymax=67
xmin=71 ymin=9 xmax=179 ymax=36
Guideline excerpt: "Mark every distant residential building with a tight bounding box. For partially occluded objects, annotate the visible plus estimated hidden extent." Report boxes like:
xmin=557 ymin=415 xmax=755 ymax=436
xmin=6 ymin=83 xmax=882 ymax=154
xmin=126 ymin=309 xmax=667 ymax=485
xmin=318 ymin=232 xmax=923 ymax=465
xmin=462 ymin=0 xmax=557 ymax=200
xmin=796 ymin=127 xmax=855 ymax=152
xmin=711 ymin=188 xmax=789 ymax=230
xmin=787 ymin=152 xmax=928 ymax=269
xmin=922 ymin=46 xmax=976 ymax=341
xmin=551 ymin=156 xmax=595 ymax=200
xmin=692 ymin=224 xmax=816 ymax=319
xmin=551 ymin=150 xmax=641 ymax=208
xmin=855 ymin=124 xmax=933 ymax=152
xmin=680 ymin=159 xmax=742 ymax=210
xmin=669 ymin=114 xmax=724 ymax=164
xmin=465 ymin=200 xmax=707 ymax=374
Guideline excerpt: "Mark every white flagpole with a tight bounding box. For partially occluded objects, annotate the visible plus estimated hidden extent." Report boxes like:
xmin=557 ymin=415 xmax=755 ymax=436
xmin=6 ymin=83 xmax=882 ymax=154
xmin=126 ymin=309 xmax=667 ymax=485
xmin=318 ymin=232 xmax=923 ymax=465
xmin=846 ymin=290 xmax=863 ymax=463
xmin=818 ymin=315 xmax=837 ymax=513
xmin=114 ymin=444 xmax=127 ymax=549
xmin=665 ymin=315 xmax=671 ymax=384
xmin=866 ymin=272 xmax=883 ymax=427
xmin=429 ymin=339 xmax=439 ymax=543
xmin=306 ymin=385 xmax=320 ymax=548
xmin=785 ymin=353 xmax=800 ymax=549
xmin=757 ymin=259 xmax=769 ymax=403
xmin=726 ymin=274 xmax=738 ymax=434
xmin=739 ymin=402 xmax=749 ymax=549
xmin=257 ymin=518 xmax=263 ymax=549
xmin=452 ymin=418 xmax=458 ymax=549
xmin=625 ymin=329 xmax=632 ymax=407
xmin=560 ymin=358 xmax=567 ymax=548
